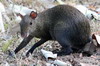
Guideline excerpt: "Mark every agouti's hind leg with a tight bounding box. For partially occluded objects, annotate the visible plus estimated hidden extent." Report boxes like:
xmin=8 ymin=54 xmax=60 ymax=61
xmin=54 ymin=31 xmax=73 ymax=56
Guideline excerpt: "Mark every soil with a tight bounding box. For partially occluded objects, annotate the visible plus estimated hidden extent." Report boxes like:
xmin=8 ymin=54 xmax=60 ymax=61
xmin=0 ymin=0 xmax=100 ymax=66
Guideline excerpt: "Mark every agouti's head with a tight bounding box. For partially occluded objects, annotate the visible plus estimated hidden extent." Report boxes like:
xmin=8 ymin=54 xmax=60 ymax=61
xmin=19 ymin=11 xmax=37 ymax=38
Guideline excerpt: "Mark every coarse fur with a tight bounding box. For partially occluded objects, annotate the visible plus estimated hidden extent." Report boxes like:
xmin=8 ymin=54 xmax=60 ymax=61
xmin=15 ymin=5 xmax=91 ymax=56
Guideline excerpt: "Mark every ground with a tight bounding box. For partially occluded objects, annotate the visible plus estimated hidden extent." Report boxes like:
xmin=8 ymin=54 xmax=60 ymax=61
xmin=0 ymin=0 xmax=100 ymax=66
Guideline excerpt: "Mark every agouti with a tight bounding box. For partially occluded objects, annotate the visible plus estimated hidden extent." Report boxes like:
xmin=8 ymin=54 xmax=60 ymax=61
xmin=14 ymin=5 xmax=91 ymax=56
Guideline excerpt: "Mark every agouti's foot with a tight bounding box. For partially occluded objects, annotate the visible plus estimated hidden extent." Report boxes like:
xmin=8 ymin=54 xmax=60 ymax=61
xmin=54 ymin=47 xmax=73 ymax=56
xmin=8 ymin=50 xmax=16 ymax=58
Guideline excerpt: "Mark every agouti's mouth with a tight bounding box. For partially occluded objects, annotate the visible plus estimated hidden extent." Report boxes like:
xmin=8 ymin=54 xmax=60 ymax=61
xmin=21 ymin=33 xmax=27 ymax=38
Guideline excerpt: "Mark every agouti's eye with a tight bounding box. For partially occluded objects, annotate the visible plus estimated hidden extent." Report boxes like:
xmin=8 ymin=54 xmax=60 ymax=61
xmin=30 ymin=22 xmax=32 ymax=25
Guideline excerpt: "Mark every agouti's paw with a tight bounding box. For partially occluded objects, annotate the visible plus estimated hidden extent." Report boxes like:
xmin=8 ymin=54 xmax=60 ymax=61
xmin=57 ymin=47 xmax=73 ymax=56
xmin=8 ymin=50 xmax=16 ymax=58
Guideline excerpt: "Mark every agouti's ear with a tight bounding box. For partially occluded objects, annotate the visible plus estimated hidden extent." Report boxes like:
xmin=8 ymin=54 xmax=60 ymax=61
xmin=30 ymin=11 xmax=37 ymax=19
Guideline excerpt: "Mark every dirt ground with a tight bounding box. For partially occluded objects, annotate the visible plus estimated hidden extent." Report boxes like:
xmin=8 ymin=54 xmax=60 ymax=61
xmin=0 ymin=0 xmax=100 ymax=66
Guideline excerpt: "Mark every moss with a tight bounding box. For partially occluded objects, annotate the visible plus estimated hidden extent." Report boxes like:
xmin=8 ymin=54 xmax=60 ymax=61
xmin=1 ymin=38 xmax=17 ymax=52
xmin=0 ymin=38 xmax=3 ymax=42
xmin=0 ymin=0 xmax=3 ymax=2
xmin=4 ymin=23 xmax=9 ymax=30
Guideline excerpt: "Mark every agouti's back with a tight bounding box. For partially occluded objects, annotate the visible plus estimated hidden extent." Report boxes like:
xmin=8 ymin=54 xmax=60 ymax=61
xmin=37 ymin=5 xmax=90 ymax=44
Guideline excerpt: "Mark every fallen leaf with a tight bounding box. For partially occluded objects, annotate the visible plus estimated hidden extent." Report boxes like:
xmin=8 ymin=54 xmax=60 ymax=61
xmin=92 ymin=34 xmax=100 ymax=46
xmin=80 ymin=63 xmax=98 ymax=66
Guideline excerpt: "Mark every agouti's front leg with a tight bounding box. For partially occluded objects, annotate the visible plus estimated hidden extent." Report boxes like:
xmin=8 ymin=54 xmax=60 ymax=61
xmin=26 ymin=38 xmax=48 ymax=57
xmin=14 ymin=35 xmax=34 ymax=54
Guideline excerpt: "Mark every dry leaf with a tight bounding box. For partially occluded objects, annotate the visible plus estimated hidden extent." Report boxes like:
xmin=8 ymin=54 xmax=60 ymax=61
xmin=41 ymin=49 xmax=57 ymax=60
xmin=92 ymin=34 xmax=100 ymax=46
xmin=80 ymin=63 xmax=98 ymax=66
xmin=87 ymin=4 xmax=96 ymax=11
